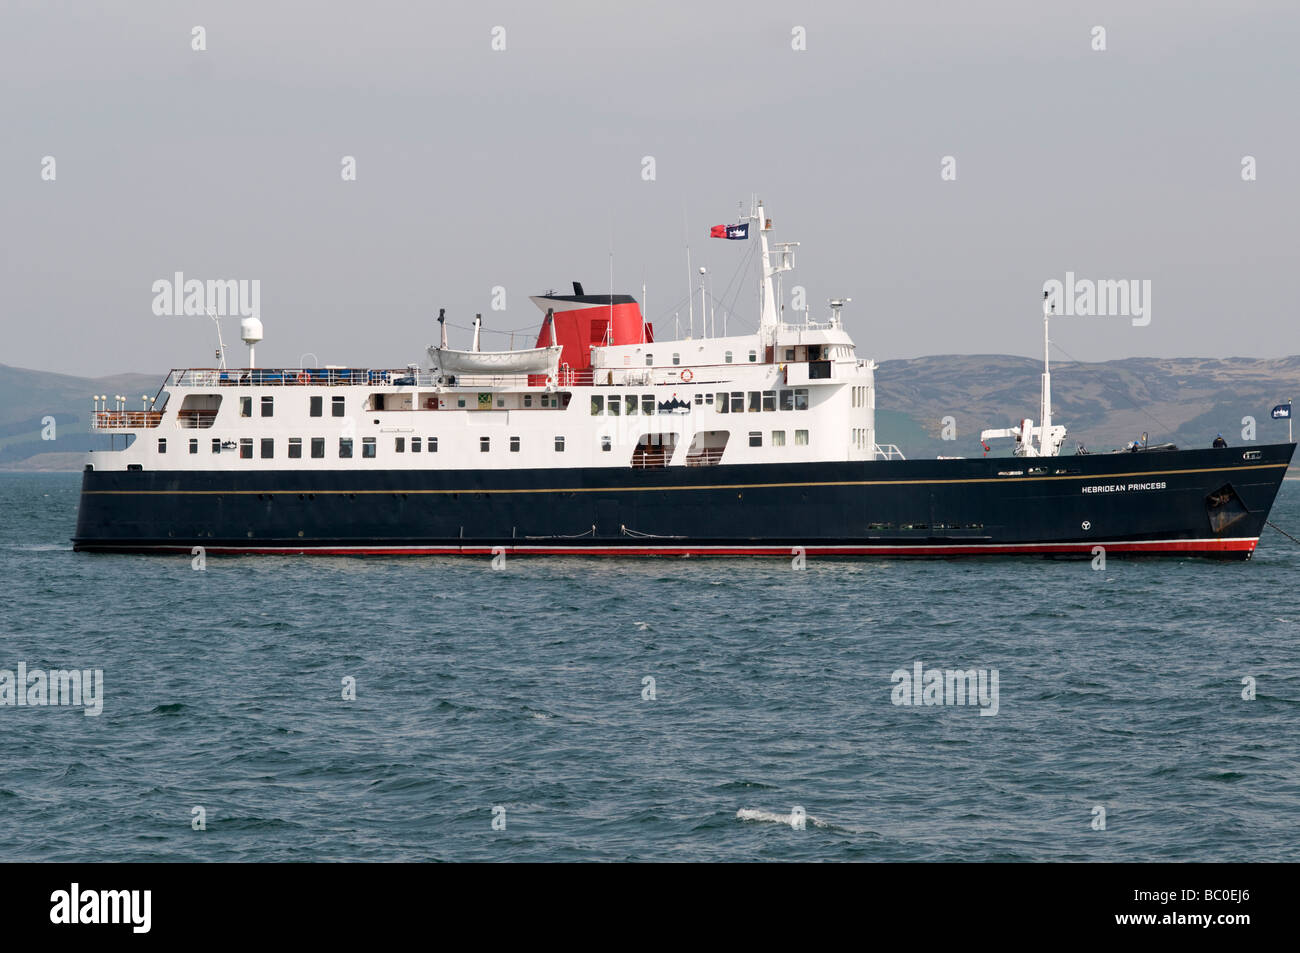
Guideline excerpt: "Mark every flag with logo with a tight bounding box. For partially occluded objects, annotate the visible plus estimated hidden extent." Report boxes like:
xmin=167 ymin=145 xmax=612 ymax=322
xmin=709 ymin=223 xmax=749 ymax=240
xmin=1272 ymin=402 xmax=1292 ymax=419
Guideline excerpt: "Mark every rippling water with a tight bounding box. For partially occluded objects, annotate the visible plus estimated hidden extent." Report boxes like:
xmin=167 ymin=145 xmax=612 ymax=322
xmin=1 ymin=472 xmax=1297 ymax=861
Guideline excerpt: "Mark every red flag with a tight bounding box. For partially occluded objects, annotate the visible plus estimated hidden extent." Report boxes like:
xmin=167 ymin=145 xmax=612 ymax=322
xmin=709 ymin=225 xmax=727 ymax=238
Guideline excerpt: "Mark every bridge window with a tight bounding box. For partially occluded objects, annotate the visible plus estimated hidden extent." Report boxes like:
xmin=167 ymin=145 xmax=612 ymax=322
xmin=510 ymin=436 xmax=520 ymax=452
xmin=749 ymin=431 xmax=762 ymax=447
xmin=261 ymin=395 xmax=274 ymax=417
xmin=261 ymin=438 xmax=273 ymax=459
xmin=157 ymin=438 xmax=167 ymax=453
xmin=239 ymin=438 xmax=253 ymax=459
xmin=795 ymin=429 xmax=809 ymax=446
xmin=332 ymin=396 xmax=345 ymax=417
xmin=288 ymin=438 xmax=302 ymax=459
xmin=338 ymin=438 xmax=352 ymax=458
xmin=310 ymin=395 xmax=322 ymax=417
xmin=240 ymin=397 xmax=252 ymax=417
xmin=362 ymin=437 xmax=376 ymax=458
xmin=312 ymin=438 xmax=325 ymax=458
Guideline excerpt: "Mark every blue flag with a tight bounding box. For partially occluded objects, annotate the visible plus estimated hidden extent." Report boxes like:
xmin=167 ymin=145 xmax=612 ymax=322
xmin=710 ymin=223 xmax=749 ymax=240
xmin=1271 ymin=403 xmax=1291 ymax=419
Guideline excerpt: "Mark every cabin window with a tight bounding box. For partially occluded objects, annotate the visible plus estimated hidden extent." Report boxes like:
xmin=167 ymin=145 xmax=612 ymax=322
xmin=312 ymin=437 xmax=325 ymax=458
xmin=211 ymin=438 xmax=221 ymax=453
xmin=395 ymin=437 xmax=405 ymax=452
xmin=762 ymin=391 xmax=776 ymax=412
xmin=261 ymin=395 xmax=274 ymax=417
xmin=717 ymin=396 xmax=729 ymax=414
xmin=428 ymin=437 xmax=438 ymax=452
xmin=672 ymin=353 xmax=680 ymax=365
xmin=554 ymin=436 xmax=565 ymax=451
xmin=641 ymin=395 xmax=654 ymax=415
xmin=591 ymin=395 xmax=604 ymax=416
xmin=362 ymin=437 xmax=376 ymax=458
xmin=523 ymin=394 xmax=533 ymax=408
xmin=480 ymin=437 xmax=490 ymax=452
xmin=785 ymin=348 xmax=795 ymax=361
xmin=288 ymin=438 xmax=302 ymax=459
xmin=772 ymin=430 xmax=786 ymax=446
xmin=332 ymin=396 xmax=345 ymax=417
xmin=607 ymin=397 xmax=620 ymax=416
xmin=625 ymin=395 xmax=638 ymax=416
xmin=725 ymin=351 xmax=733 ymax=364
xmin=310 ymin=395 xmax=322 ymax=417
xmin=749 ymin=432 xmax=762 ymax=447
xmin=729 ymin=392 xmax=744 ymax=413
xmin=240 ymin=396 xmax=252 ymax=417
xmin=157 ymin=438 xmax=167 ymax=453
xmin=694 ymin=394 xmax=703 ymax=405
xmin=705 ymin=393 xmax=714 ymax=405
xmin=510 ymin=436 xmax=520 ymax=452
xmin=261 ymin=438 xmax=274 ymax=459
xmin=795 ymin=429 xmax=809 ymax=446
xmin=794 ymin=388 xmax=809 ymax=410
xmin=601 ymin=436 xmax=612 ymax=452
xmin=338 ymin=438 xmax=352 ymax=458
xmin=412 ymin=437 xmax=421 ymax=452
xmin=239 ymin=438 xmax=253 ymax=459
xmin=645 ymin=354 xmax=653 ymax=366
xmin=780 ymin=389 xmax=794 ymax=411
xmin=188 ymin=438 xmax=198 ymax=454
xmin=747 ymin=392 xmax=761 ymax=413
xmin=748 ymin=350 xmax=757 ymax=363
xmin=457 ymin=398 xmax=466 ymax=408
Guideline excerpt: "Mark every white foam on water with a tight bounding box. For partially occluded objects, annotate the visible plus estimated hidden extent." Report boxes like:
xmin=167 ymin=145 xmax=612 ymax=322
xmin=736 ymin=808 xmax=829 ymax=828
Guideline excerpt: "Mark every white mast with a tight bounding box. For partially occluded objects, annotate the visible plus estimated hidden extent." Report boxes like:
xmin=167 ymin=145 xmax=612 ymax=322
xmin=1039 ymin=292 xmax=1052 ymax=455
xmin=756 ymin=199 xmax=778 ymax=334
xmin=472 ymin=314 xmax=481 ymax=353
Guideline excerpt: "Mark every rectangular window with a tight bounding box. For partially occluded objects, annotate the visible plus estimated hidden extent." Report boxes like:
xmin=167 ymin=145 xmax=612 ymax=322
xmin=784 ymin=348 xmax=795 ymax=361
xmin=311 ymin=437 xmax=325 ymax=458
xmin=601 ymin=436 xmax=612 ymax=451
xmin=554 ymin=436 xmax=565 ymax=452
xmin=794 ymin=388 xmax=809 ymax=411
xmin=607 ymin=396 xmax=620 ymax=416
xmin=239 ymin=438 xmax=253 ymax=459
xmin=772 ymin=430 xmax=786 ymax=446
xmin=428 ymin=437 xmax=438 ymax=452
xmin=289 ymin=438 xmax=302 ymax=459
xmin=480 ymin=436 xmax=490 ymax=452
xmin=725 ymin=351 xmax=733 ymax=364
xmin=749 ymin=431 xmax=762 ymax=447
xmin=780 ymin=389 xmax=794 ymax=411
xmin=211 ymin=438 xmax=221 ymax=453
xmin=362 ymin=437 xmax=376 ymax=458
xmin=261 ymin=438 xmax=274 ymax=459
xmin=762 ymin=391 xmax=776 ymax=412
xmin=158 ymin=438 xmax=167 ymax=453
xmin=705 ymin=393 xmax=714 ymax=405
xmin=795 ymin=429 xmax=809 ymax=446
xmin=395 ymin=437 xmax=405 ymax=452
xmin=188 ymin=438 xmax=198 ymax=454
xmin=748 ymin=350 xmax=758 ymax=363
xmin=412 ymin=437 xmax=421 ymax=452
xmin=591 ymin=395 xmax=604 ymax=416
xmin=694 ymin=394 xmax=703 ymax=405
xmin=238 ymin=396 xmax=250 ymax=418
xmin=310 ymin=395 xmax=323 ymax=417
xmin=717 ymin=394 xmax=729 ymax=414
xmin=510 ymin=436 xmax=520 ymax=452
xmin=747 ymin=392 xmax=761 ymax=413
xmin=730 ymin=392 xmax=744 ymax=413
xmin=645 ymin=354 xmax=653 ymax=366
xmin=331 ymin=395 xmax=345 ymax=417
xmin=261 ymin=395 xmax=274 ymax=417
xmin=457 ymin=398 xmax=466 ymax=408
xmin=523 ymin=394 xmax=533 ymax=408
xmin=641 ymin=395 xmax=654 ymax=416
xmin=338 ymin=437 xmax=352 ymax=458
xmin=626 ymin=395 xmax=638 ymax=416
xmin=672 ymin=353 xmax=680 ymax=365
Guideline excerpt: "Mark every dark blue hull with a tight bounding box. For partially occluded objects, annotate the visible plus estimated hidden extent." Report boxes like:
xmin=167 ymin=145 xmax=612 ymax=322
xmin=72 ymin=443 xmax=1295 ymax=558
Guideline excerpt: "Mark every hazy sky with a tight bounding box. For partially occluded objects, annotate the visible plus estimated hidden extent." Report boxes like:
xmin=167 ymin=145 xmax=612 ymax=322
xmin=3 ymin=0 xmax=1297 ymax=378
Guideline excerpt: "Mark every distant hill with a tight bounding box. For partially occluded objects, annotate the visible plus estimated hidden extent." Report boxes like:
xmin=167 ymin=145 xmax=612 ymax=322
xmin=0 ymin=357 xmax=1295 ymax=470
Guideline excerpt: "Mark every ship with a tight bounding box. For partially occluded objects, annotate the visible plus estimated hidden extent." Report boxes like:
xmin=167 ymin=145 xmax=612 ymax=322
xmin=73 ymin=200 xmax=1295 ymax=559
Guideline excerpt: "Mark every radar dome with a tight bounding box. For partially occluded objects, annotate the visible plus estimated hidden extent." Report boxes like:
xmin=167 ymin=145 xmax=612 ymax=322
xmin=240 ymin=317 xmax=264 ymax=345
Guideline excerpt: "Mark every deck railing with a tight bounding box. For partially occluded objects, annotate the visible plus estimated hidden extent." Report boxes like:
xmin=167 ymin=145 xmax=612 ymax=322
xmin=93 ymin=411 xmax=163 ymax=430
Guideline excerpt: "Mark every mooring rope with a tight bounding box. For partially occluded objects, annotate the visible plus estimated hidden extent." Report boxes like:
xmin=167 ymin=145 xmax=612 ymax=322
xmin=1266 ymin=520 xmax=1300 ymax=546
